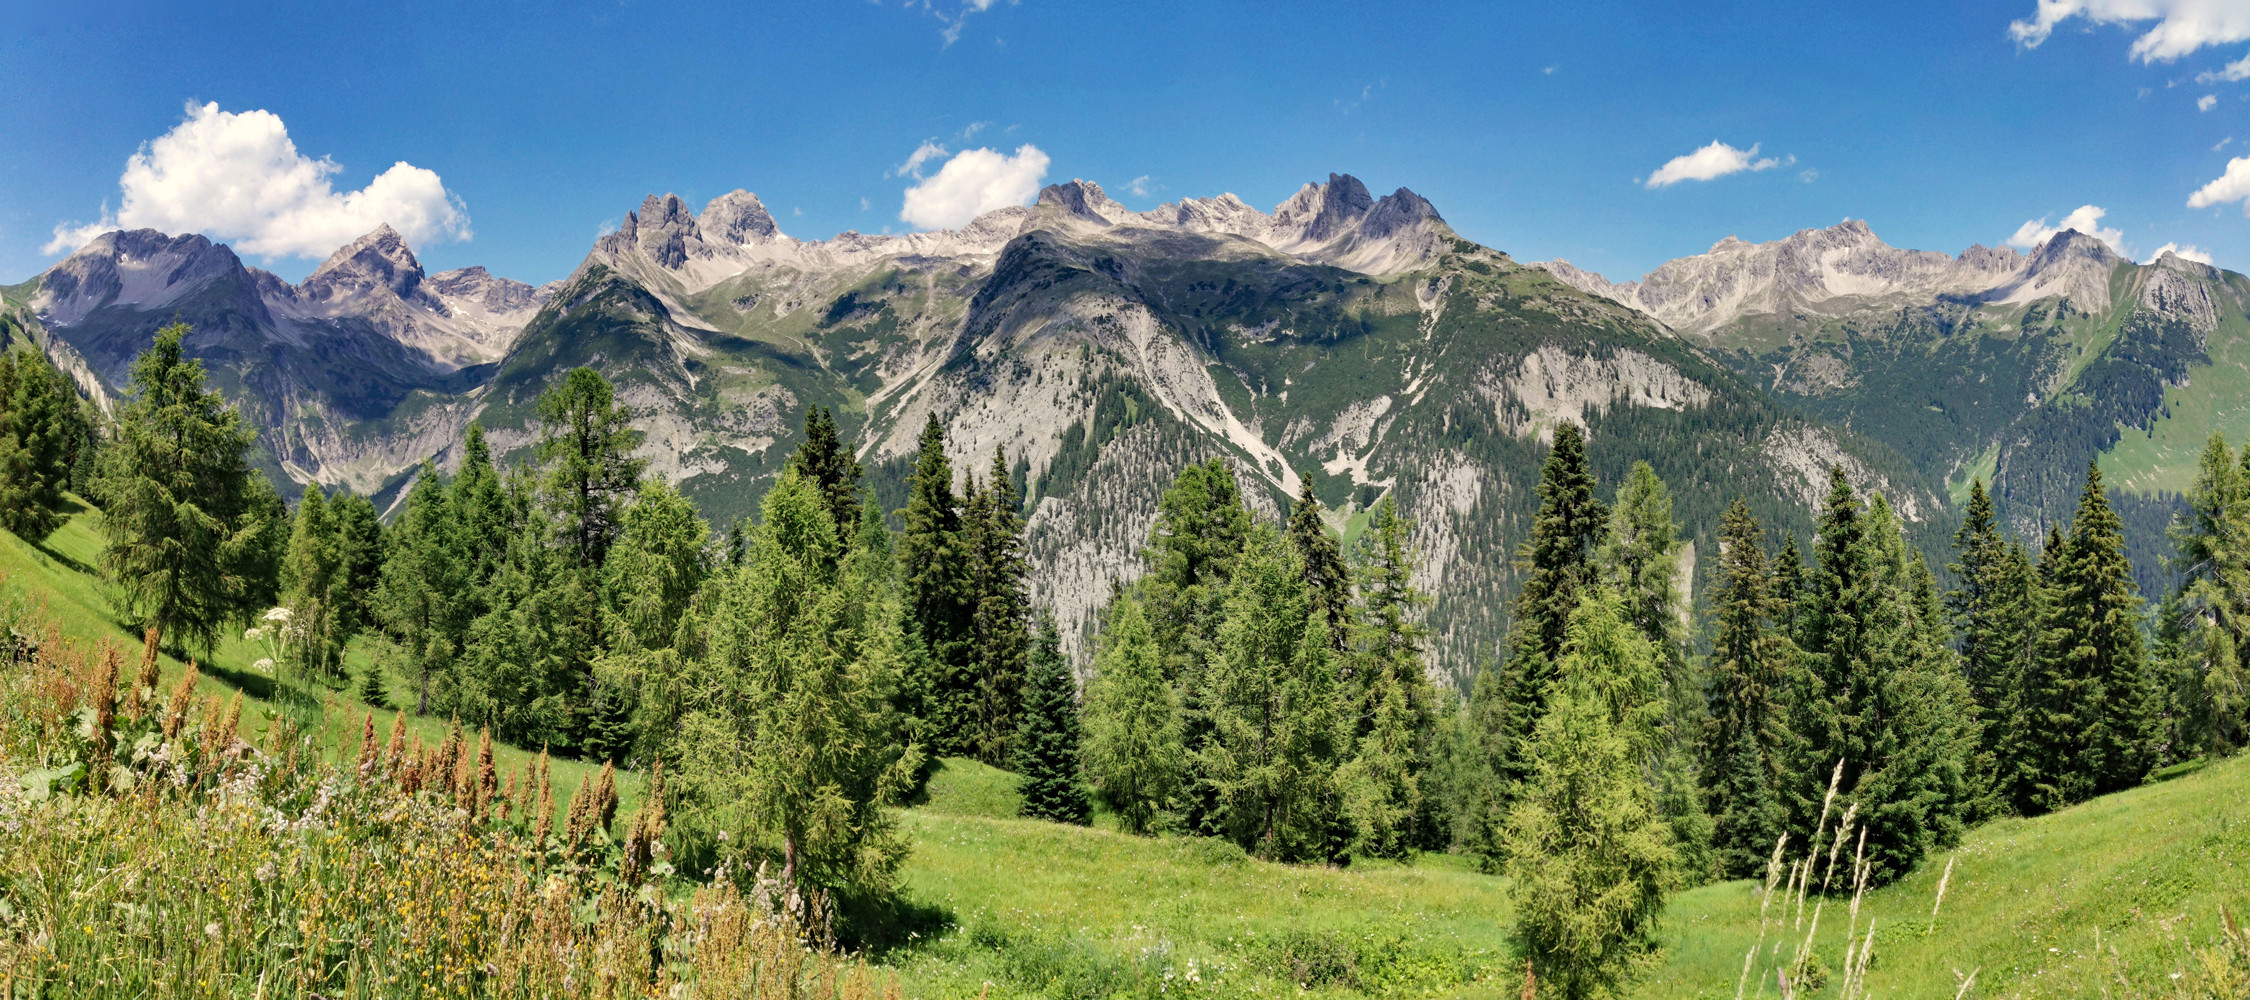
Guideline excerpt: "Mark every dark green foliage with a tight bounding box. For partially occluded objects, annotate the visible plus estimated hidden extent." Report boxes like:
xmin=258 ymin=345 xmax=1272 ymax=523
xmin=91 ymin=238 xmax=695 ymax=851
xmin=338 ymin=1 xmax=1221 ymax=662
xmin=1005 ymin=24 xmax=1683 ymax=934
xmin=0 ymin=347 xmax=83 ymax=540
xmin=1192 ymin=526 xmax=1350 ymax=861
xmin=1344 ymin=495 xmax=1439 ymax=856
xmin=378 ymin=463 xmax=467 ymax=717
xmin=1702 ymin=498 xmax=1790 ymax=879
xmin=897 ymin=415 xmax=976 ymax=754
xmin=94 ymin=324 xmax=274 ymax=655
xmin=1141 ymin=457 xmax=1255 ymax=674
xmin=282 ymin=487 xmax=346 ymax=681
xmin=1949 ymin=478 xmax=2037 ymax=815
xmin=1014 ymin=611 xmax=1091 ymax=825
xmin=2021 ymin=462 xmax=2163 ymax=811
xmin=1286 ymin=479 xmax=1350 ymax=648
xmin=1496 ymin=422 xmax=1609 ymax=798
xmin=967 ymin=448 xmax=1032 ymax=765
xmin=1785 ymin=467 xmax=1981 ymax=883
xmin=537 ymin=366 xmax=646 ymax=573
xmin=791 ymin=405 xmax=864 ymax=542
xmin=2168 ymin=433 xmax=2250 ymax=758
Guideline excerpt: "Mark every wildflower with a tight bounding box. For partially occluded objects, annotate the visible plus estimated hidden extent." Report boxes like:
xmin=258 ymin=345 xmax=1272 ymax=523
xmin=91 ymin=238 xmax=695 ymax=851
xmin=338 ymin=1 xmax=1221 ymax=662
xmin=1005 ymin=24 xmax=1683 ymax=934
xmin=205 ymin=922 xmax=221 ymax=939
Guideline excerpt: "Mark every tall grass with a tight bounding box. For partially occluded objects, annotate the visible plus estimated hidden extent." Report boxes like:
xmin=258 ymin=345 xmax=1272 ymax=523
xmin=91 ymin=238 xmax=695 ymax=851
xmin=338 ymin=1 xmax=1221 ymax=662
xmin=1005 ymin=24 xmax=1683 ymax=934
xmin=0 ymin=598 xmax=890 ymax=999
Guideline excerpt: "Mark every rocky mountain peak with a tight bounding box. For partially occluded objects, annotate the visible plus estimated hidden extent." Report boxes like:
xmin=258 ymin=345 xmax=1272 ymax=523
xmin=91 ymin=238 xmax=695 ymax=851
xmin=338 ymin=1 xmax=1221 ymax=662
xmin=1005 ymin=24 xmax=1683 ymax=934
xmin=2028 ymin=229 xmax=2124 ymax=270
xmin=1273 ymin=172 xmax=1377 ymax=243
xmin=35 ymin=229 xmax=253 ymax=328
xmin=633 ymin=194 xmax=703 ymax=269
xmin=1360 ymin=187 xmax=1442 ymax=239
xmin=700 ymin=190 xmax=782 ymax=246
xmin=302 ymin=224 xmax=426 ymax=302
xmin=426 ymin=266 xmax=544 ymax=314
xmin=1038 ymin=179 xmax=1131 ymax=226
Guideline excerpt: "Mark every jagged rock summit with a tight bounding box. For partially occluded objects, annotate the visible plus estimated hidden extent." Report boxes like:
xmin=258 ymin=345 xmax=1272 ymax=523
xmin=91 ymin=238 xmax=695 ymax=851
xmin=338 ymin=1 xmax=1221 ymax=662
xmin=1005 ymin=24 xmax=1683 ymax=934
xmin=1531 ymin=220 xmax=2128 ymax=335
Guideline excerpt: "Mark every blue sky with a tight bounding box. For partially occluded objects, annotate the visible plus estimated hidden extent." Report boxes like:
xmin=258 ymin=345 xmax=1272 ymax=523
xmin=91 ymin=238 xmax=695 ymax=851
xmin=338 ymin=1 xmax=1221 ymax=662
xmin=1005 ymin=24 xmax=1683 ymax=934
xmin=4 ymin=0 xmax=2248 ymax=285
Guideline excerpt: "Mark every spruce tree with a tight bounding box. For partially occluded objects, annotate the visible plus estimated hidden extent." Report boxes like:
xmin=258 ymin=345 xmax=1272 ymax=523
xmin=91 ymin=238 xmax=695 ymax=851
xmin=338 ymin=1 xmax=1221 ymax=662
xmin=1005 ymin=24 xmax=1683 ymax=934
xmin=968 ymin=447 xmax=1031 ymax=765
xmin=328 ymin=490 xmax=384 ymax=647
xmin=1601 ymin=461 xmax=1711 ymax=882
xmin=94 ymin=324 xmax=272 ymax=656
xmin=378 ymin=463 xmax=465 ymax=716
xmin=1346 ymin=494 xmax=1439 ymax=853
xmin=1286 ymin=480 xmax=1351 ymax=648
xmin=1014 ymin=611 xmax=1091 ymax=825
xmin=0 ymin=347 xmax=79 ymax=540
xmin=897 ymin=414 xmax=976 ymax=753
xmin=1084 ymin=597 xmax=1184 ymax=835
xmin=1141 ymin=457 xmax=1254 ymax=672
xmin=2172 ymin=433 xmax=2250 ymax=755
xmin=1774 ymin=531 xmax=1806 ymax=645
xmin=2024 ymin=462 xmax=2160 ymax=809
xmin=1703 ymin=498 xmax=1789 ymax=879
xmin=1949 ymin=477 xmax=2036 ymax=786
xmin=1498 ymin=422 xmax=1608 ymax=794
xmin=536 ymin=367 xmax=645 ymax=573
xmin=790 ymin=404 xmax=864 ymax=542
xmin=1503 ymin=587 xmax=1677 ymax=1000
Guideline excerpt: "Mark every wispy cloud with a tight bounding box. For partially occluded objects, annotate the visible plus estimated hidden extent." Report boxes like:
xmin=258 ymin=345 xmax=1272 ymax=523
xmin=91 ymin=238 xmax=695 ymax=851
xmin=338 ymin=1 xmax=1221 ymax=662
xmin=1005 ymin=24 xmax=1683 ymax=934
xmin=891 ymin=139 xmax=949 ymax=179
xmin=2203 ymin=93 xmax=2221 ymax=110
xmin=1644 ymin=141 xmax=1790 ymax=188
xmin=1124 ymin=175 xmax=1155 ymax=198
xmin=2010 ymin=0 xmax=2250 ymax=62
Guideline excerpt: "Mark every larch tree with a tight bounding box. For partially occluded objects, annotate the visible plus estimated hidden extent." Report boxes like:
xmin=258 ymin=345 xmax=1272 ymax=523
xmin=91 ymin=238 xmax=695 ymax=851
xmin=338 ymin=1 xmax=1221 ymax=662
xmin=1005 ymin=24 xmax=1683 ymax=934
xmin=95 ymin=324 xmax=273 ymax=656
xmin=1502 ymin=587 xmax=1678 ymax=1000
xmin=1083 ymin=597 xmax=1185 ymax=835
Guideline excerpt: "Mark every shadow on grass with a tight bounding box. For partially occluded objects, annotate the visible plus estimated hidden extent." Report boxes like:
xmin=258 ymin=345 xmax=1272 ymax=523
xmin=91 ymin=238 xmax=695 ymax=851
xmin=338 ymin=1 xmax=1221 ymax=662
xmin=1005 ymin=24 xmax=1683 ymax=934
xmin=837 ymin=890 xmax=954 ymax=958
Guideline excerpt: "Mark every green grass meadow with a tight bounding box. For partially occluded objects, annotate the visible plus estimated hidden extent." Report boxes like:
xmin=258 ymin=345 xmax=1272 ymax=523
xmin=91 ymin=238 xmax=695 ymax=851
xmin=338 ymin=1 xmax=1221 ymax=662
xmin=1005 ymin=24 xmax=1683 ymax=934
xmin=4 ymin=503 xmax=2246 ymax=998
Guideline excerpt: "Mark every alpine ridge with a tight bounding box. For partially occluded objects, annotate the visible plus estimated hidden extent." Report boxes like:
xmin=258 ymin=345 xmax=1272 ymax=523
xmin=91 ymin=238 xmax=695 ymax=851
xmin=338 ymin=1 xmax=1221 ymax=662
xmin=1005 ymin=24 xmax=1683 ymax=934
xmin=7 ymin=173 xmax=2248 ymax=674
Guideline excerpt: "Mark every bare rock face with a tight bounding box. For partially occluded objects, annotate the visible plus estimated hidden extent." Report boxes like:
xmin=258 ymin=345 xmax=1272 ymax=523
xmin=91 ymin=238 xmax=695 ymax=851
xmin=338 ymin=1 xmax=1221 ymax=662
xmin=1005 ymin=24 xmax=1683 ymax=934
xmin=700 ymin=189 xmax=783 ymax=246
xmin=1530 ymin=221 xmax=2129 ymax=335
xmin=300 ymin=224 xmax=430 ymax=305
xmin=33 ymin=229 xmax=257 ymax=328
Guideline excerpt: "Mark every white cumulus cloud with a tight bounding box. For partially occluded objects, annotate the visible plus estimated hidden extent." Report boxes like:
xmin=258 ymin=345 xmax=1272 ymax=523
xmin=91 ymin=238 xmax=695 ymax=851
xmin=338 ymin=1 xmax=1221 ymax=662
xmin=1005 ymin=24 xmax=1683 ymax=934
xmin=2006 ymin=204 xmax=2128 ymax=253
xmin=2146 ymin=241 xmax=2217 ymax=262
xmin=42 ymin=102 xmax=468 ymax=259
xmin=1644 ymin=141 xmax=1788 ymax=189
xmin=2010 ymin=0 xmax=2250 ymax=61
xmin=899 ymin=143 xmax=1049 ymax=230
xmin=2203 ymin=93 xmax=2222 ymax=109
xmin=2189 ymin=155 xmax=2250 ymax=210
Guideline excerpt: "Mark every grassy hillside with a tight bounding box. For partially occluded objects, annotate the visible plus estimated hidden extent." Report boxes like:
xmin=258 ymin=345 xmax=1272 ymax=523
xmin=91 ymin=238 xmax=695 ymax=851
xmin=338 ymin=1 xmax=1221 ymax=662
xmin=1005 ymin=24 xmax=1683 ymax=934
xmin=0 ymin=500 xmax=639 ymax=816
xmin=4 ymin=504 xmax=2243 ymax=998
xmin=877 ymin=756 xmax=2248 ymax=999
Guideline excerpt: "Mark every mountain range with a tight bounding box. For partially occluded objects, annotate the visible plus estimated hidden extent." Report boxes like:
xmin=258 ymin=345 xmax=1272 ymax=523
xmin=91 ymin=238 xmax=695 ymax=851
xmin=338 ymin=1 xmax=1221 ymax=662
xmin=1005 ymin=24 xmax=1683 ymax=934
xmin=5 ymin=173 xmax=2243 ymax=677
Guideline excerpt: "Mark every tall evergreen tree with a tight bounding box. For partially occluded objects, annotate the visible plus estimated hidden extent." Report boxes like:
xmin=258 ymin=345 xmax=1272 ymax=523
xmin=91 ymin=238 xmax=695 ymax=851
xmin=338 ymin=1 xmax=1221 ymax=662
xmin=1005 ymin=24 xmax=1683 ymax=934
xmin=1286 ymin=480 xmax=1351 ymax=648
xmin=897 ymin=414 xmax=976 ymax=753
xmin=328 ymin=490 xmax=384 ymax=645
xmin=1014 ymin=611 xmax=1091 ymax=825
xmin=790 ymin=404 xmax=864 ymax=542
xmin=1084 ymin=597 xmax=1185 ymax=835
xmin=0 ymin=347 xmax=80 ymax=540
xmin=2023 ymin=462 xmax=2161 ymax=810
xmin=282 ymin=487 xmax=345 ymax=682
xmin=1502 ymin=588 xmax=1678 ymax=1000
xmin=1497 ymin=422 xmax=1608 ymax=797
xmin=967 ymin=447 xmax=1032 ymax=764
xmin=1786 ymin=468 xmax=1980 ymax=881
xmin=1345 ymin=494 xmax=1439 ymax=853
xmin=1141 ymin=457 xmax=1255 ymax=673
xmin=2171 ymin=433 xmax=2250 ymax=755
xmin=536 ymin=367 xmax=646 ymax=573
xmin=1773 ymin=531 xmax=1806 ymax=645
xmin=1600 ymin=462 xmax=1712 ymax=881
xmin=1702 ymin=498 xmax=1789 ymax=879
xmin=94 ymin=324 xmax=273 ymax=655
xmin=676 ymin=470 xmax=920 ymax=902
xmin=378 ymin=463 xmax=465 ymax=716
xmin=1193 ymin=527 xmax=1350 ymax=861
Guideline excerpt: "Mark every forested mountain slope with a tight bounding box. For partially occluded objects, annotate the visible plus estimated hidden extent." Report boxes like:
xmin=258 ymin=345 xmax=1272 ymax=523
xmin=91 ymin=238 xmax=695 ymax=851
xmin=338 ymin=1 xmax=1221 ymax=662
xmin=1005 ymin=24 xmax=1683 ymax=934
xmin=0 ymin=176 xmax=2070 ymax=681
